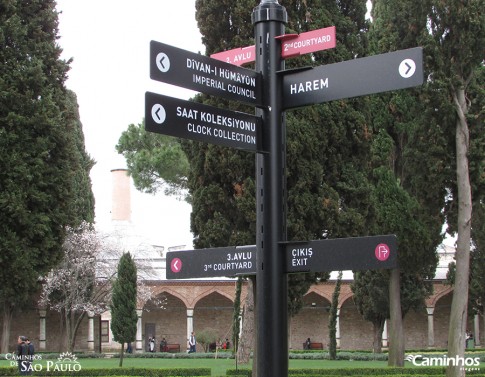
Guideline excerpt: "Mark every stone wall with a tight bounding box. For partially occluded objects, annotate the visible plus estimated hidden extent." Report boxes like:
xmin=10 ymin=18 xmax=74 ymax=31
xmin=2 ymin=280 xmax=482 ymax=353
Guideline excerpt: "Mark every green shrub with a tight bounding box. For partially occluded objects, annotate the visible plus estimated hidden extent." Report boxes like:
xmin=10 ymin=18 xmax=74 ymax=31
xmin=288 ymin=352 xmax=388 ymax=361
xmin=110 ymin=351 xmax=233 ymax=359
xmin=226 ymin=367 xmax=451 ymax=376
xmin=226 ymin=369 xmax=251 ymax=376
xmin=0 ymin=352 xmax=107 ymax=360
xmin=0 ymin=367 xmax=211 ymax=376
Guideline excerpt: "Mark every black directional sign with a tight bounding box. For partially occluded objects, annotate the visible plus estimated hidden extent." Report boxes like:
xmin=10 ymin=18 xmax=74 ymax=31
xmin=150 ymin=41 xmax=263 ymax=106
xmin=165 ymin=235 xmax=397 ymax=279
xmin=282 ymin=47 xmax=423 ymax=109
xmin=145 ymin=92 xmax=263 ymax=152
xmin=285 ymin=234 xmax=397 ymax=273
xmin=166 ymin=245 xmax=256 ymax=279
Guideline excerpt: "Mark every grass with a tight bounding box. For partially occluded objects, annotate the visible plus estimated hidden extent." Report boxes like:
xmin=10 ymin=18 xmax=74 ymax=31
xmin=1 ymin=356 xmax=483 ymax=376
xmin=0 ymin=357 xmax=414 ymax=376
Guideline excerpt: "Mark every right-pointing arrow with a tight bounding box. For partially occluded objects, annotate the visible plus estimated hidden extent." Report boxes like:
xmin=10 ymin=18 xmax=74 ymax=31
xmin=399 ymin=58 xmax=416 ymax=78
xmin=405 ymin=62 xmax=411 ymax=75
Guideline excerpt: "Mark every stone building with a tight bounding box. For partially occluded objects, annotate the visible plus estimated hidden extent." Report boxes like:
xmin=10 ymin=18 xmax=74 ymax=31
xmin=3 ymin=170 xmax=483 ymax=353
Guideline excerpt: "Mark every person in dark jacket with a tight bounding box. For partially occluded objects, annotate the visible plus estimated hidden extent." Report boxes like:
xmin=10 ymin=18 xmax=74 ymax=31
xmin=17 ymin=336 xmax=29 ymax=376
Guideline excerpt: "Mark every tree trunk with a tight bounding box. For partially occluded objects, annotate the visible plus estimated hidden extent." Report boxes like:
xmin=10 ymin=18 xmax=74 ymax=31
xmin=65 ymin=309 xmax=74 ymax=352
xmin=388 ymin=268 xmax=404 ymax=366
xmin=58 ymin=310 xmax=66 ymax=352
xmin=329 ymin=271 xmax=342 ymax=360
xmin=119 ymin=342 xmax=125 ymax=367
xmin=237 ymin=277 xmax=255 ymax=365
xmin=446 ymin=87 xmax=472 ymax=377
xmin=372 ymin=321 xmax=385 ymax=354
xmin=71 ymin=311 xmax=86 ymax=352
xmin=1 ymin=304 xmax=13 ymax=353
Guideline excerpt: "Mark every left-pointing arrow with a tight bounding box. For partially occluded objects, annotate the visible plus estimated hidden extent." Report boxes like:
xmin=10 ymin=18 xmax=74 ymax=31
xmin=156 ymin=52 xmax=170 ymax=72
xmin=171 ymin=258 xmax=182 ymax=273
xmin=151 ymin=104 xmax=166 ymax=124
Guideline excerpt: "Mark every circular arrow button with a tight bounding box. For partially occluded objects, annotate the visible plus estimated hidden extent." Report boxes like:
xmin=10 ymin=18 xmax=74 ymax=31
xmin=375 ymin=243 xmax=390 ymax=261
xmin=399 ymin=59 xmax=416 ymax=78
xmin=171 ymin=258 xmax=182 ymax=273
xmin=156 ymin=52 xmax=170 ymax=72
xmin=151 ymin=104 xmax=166 ymax=124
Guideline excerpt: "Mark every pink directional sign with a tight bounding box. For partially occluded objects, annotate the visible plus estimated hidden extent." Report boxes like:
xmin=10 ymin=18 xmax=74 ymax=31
xmin=211 ymin=45 xmax=256 ymax=66
xmin=210 ymin=26 xmax=336 ymax=65
xmin=278 ymin=26 xmax=336 ymax=58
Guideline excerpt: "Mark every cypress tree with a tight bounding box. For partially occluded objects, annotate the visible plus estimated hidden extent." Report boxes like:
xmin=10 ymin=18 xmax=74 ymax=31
xmin=0 ymin=0 xmax=94 ymax=352
xmin=365 ymin=0 xmax=484 ymax=371
xmin=110 ymin=252 xmax=138 ymax=367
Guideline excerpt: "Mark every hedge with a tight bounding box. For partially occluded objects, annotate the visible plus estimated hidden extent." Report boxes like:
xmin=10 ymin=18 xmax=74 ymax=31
xmin=226 ymin=374 xmax=485 ymax=377
xmin=113 ymin=352 xmax=233 ymax=359
xmin=226 ymin=367 xmax=485 ymax=376
xmin=0 ymin=367 xmax=210 ymax=376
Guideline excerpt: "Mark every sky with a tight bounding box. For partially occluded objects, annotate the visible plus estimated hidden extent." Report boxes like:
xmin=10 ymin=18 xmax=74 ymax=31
xmin=55 ymin=0 xmax=204 ymax=248
xmin=54 ymin=1 xmax=454 ymax=252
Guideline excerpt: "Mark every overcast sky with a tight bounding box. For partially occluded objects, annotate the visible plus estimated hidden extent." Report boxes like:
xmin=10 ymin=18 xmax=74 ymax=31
xmin=54 ymin=1 xmax=454 ymax=251
xmin=55 ymin=0 xmax=204 ymax=248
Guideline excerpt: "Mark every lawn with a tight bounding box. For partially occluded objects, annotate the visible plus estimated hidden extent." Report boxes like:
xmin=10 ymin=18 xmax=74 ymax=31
xmin=1 ymin=356 xmax=483 ymax=376
xmin=0 ymin=357 xmax=413 ymax=376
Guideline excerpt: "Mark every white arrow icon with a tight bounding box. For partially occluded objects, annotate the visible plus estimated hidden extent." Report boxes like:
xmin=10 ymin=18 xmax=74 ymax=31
xmin=379 ymin=245 xmax=388 ymax=257
xmin=171 ymin=258 xmax=182 ymax=273
xmin=156 ymin=52 xmax=170 ymax=72
xmin=399 ymin=58 xmax=416 ymax=78
xmin=151 ymin=104 xmax=166 ymax=124
xmin=375 ymin=244 xmax=390 ymax=261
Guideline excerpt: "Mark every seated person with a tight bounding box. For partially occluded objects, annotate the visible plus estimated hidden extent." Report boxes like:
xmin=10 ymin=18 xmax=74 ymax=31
xmin=304 ymin=338 xmax=311 ymax=350
xmin=160 ymin=337 xmax=167 ymax=352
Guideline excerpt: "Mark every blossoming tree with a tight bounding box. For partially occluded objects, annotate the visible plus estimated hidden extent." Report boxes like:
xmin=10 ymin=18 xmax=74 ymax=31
xmin=39 ymin=222 xmax=162 ymax=352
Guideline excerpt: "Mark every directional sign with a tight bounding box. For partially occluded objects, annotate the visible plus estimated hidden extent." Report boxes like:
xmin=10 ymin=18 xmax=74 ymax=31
xmin=282 ymin=47 xmax=423 ymax=109
xmin=210 ymin=26 xmax=336 ymax=65
xmin=211 ymin=45 xmax=256 ymax=66
xmin=278 ymin=26 xmax=336 ymax=58
xmin=285 ymin=235 xmax=397 ymax=273
xmin=145 ymin=92 xmax=263 ymax=152
xmin=165 ymin=235 xmax=397 ymax=279
xmin=150 ymin=41 xmax=262 ymax=106
xmin=166 ymin=246 xmax=256 ymax=279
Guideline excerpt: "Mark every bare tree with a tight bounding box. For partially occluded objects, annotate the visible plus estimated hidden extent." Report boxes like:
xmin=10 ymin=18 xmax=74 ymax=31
xmin=39 ymin=222 xmax=162 ymax=351
xmin=39 ymin=222 xmax=110 ymax=351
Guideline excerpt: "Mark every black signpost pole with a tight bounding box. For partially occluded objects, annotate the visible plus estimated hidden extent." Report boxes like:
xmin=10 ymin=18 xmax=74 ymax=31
xmin=253 ymin=1 xmax=288 ymax=376
xmin=147 ymin=4 xmax=423 ymax=375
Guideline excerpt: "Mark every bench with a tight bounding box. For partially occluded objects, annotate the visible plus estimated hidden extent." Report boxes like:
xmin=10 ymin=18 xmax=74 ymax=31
xmin=208 ymin=341 xmax=231 ymax=352
xmin=164 ymin=344 xmax=180 ymax=353
xmin=303 ymin=342 xmax=324 ymax=350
